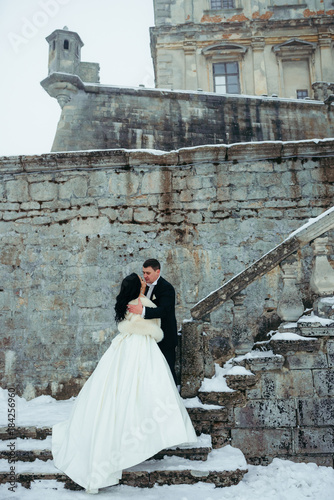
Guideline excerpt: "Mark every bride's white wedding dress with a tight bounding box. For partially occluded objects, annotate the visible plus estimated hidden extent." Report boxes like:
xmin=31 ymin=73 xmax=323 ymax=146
xmin=52 ymin=296 xmax=197 ymax=492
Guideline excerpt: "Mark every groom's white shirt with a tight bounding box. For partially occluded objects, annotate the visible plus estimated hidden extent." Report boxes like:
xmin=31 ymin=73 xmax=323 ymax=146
xmin=142 ymin=276 xmax=160 ymax=317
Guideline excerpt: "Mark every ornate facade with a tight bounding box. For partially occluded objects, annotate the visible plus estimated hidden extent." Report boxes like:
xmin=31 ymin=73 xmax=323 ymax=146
xmin=150 ymin=0 xmax=334 ymax=98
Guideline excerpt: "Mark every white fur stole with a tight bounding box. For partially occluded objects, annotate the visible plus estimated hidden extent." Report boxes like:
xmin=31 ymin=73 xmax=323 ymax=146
xmin=118 ymin=296 xmax=163 ymax=342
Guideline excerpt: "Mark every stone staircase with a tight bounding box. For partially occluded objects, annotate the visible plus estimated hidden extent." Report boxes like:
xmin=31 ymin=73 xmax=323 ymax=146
xmin=0 ymin=412 xmax=248 ymax=491
xmin=195 ymin=317 xmax=334 ymax=467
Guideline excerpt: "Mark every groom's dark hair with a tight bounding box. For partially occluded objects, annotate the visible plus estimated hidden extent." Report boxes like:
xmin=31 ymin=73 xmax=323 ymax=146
xmin=143 ymin=258 xmax=160 ymax=271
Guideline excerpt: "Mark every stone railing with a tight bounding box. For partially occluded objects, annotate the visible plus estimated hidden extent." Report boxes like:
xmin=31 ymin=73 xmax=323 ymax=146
xmin=181 ymin=206 xmax=334 ymax=397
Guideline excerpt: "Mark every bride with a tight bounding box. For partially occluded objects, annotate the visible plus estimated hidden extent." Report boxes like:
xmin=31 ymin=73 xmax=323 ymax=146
xmin=52 ymin=273 xmax=197 ymax=494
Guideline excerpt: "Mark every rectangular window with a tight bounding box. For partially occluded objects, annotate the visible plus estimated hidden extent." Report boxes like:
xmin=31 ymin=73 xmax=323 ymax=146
xmin=213 ymin=62 xmax=240 ymax=94
xmin=296 ymin=89 xmax=308 ymax=99
xmin=211 ymin=0 xmax=235 ymax=9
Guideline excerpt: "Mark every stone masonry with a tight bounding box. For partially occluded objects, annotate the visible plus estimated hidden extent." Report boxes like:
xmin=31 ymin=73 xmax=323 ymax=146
xmin=41 ymin=72 xmax=334 ymax=152
xmin=1 ymin=139 xmax=334 ymax=401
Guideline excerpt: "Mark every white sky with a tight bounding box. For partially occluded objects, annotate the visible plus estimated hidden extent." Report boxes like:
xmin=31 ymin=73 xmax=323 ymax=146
xmin=0 ymin=0 xmax=155 ymax=157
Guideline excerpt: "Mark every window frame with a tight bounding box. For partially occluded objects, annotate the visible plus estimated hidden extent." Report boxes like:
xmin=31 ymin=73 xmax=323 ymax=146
xmin=296 ymin=89 xmax=309 ymax=99
xmin=213 ymin=61 xmax=240 ymax=94
xmin=211 ymin=0 xmax=235 ymax=9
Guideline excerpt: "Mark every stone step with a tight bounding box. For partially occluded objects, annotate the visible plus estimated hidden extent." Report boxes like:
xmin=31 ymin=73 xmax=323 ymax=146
xmin=232 ymin=353 xmax=285 ymax=372
xmin=224 ymin=373 xmax=259 ymax=391
xmin=0 ymin=445 xmax=248 ymax=490
xmin=0 ymin=446 xmax=211 ymax=464
xmin=0 ymin=467 xmax=247 ymax=490
xmin=198 ymin=391 xmax=246 ymax=407
xmin=298 ymin=325 xmax=334 ymax=337
xmin=268 ymin=337 xmax=321 ymax=355
xmin=0 ymin=433 xmax=212 ymax=463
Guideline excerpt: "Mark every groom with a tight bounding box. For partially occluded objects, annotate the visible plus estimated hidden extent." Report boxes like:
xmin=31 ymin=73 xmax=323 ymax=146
xmin=127 ymin=258 xmax=178 ymax=383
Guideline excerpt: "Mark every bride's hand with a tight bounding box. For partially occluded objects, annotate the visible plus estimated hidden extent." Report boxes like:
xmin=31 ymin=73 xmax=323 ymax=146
xmin=127 ymin=298 xmax=143 ymax=315
xmin=139 ymin=277 xmax=146 ymax=295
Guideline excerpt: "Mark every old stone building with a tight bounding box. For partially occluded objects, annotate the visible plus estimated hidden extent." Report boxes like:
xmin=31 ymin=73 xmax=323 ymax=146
xmin=41 ymin=26 xmax=334 ymax=152
xmin=0 ymin=5 xmax=334 ymax=486
xmin=151 ymin=0 xmax=334 ymax=98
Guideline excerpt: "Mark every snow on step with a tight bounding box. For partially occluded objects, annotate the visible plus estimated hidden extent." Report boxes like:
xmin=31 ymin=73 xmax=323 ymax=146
xmin=128 ymin=446 xmax=247 ymax=473
xmin=0 ymin=446 xmax=247 ymax=476
xmin=0 ymin=433 xmax=211 ymax=453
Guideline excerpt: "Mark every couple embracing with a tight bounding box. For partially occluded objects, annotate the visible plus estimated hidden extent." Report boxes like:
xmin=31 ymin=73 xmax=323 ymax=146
xmin=52 ymin=259 xmax=197 ymax=494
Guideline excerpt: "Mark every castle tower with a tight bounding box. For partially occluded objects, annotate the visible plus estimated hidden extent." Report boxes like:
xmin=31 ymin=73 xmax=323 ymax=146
xmin=46 ymin=26 xmax=84 ymax=76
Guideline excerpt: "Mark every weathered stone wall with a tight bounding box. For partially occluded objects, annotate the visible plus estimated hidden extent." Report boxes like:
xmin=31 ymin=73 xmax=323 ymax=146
xmin=0 ymin=139 xmax=334 ymax=400
xmin=188 ymin=329 xmax=334 ymax=467
xmin=41 ymin=73 xmax=334 ymax=152
xmin=230 ymin=327 xmax=334 ymax=466
xmin=153 ymin=0 xmax=334 ymax=26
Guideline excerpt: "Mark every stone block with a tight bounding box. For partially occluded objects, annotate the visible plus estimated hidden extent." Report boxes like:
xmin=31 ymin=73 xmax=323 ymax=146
xmin=313 ymin=369 xmax=334 ymax=397
xmin=129 ymin=150 xmax=177 ymax=166
xmin=199 ymin=391 xmax=246 ymax=407
xmin=294 ymin=428 xmax=334 ymax=454
xmin=297 ymin=398 xmax=334 ymax=426
xmin=217 ymin=187 xmax=230 ymax=201
xmin=178 ymin=145 xmax=226 ymax=165
xmin=70 ymin=216 xmax=110 ymax=235
xmin=180 ymin=321 xmax=204 ymax=398
xmin=284 ymin=350 xmax=328 ymax=370
xmin=133 ymin=207 xmax=156 ymax=223
xmin=141 ymin=170 xmax=172 ymax=194
xmin=260 ymin=372 xmax=276 ymax=399
xmin=30 ymin=181 xmax=58 ymax=202
xmin=230 ymin=186 xmax=248 ymax=200
xmin=231 ymin=428 xmax=293 ymax=457
xmin=234 ymin=399 xmax=296 ymax=428
xmin=225 ymin=373 xmax=259 ymax=391
xmin=59 ymin=177 xmax=88 ymax=199
xmin=276 ymin=370 xmax=314 ymax=398
xmin=196 ymin=187 xmax=217 ymax=200
xmin=108 ymin=172 xmax=139 ymax=196
xmin=328 ymin=340 xmax=334 ymax=367
xmin=298 ymin=326 xmax=334 ymax=337
xmin=6 ymin=179 xmax=29 ymax=202
xmin=2 ymin=212 xmax=26 ymax=221
xmin=244 ymin=354 xmax=284 ymax=372
xmin=227 ymin=142 xmax=282 ymax=162
xmin=270 ymin=338 xmax=321 ymax=356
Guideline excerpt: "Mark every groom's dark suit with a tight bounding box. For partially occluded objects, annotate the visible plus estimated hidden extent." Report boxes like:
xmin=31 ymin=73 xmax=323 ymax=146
xmin=144 ymin=277 xmax=178 ymax=382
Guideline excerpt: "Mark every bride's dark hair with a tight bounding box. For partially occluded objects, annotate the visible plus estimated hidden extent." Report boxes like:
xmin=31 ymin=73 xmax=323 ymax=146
xmin=114 ymin=273 xmax=141 ymax=323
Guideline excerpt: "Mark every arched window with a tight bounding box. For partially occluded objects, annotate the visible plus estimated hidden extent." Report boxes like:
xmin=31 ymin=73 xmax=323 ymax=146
xmin=64 ymin=40 xmax=69 ymax=50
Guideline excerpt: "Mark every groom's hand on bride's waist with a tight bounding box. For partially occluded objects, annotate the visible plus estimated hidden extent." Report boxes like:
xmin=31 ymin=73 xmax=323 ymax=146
xmin=127 ymin=298 xmax=143 ymax=315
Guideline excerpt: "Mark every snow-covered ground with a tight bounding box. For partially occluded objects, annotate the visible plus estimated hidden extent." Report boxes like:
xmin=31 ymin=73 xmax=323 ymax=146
xmin=1 ymin=458 xmax=334 ymax=500
xmin=1 ymin=389 xmax=334 ymax=500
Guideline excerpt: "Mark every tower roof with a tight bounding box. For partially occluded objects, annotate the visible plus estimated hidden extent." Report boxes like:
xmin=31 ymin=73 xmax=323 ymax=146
xmin=46 ymin=28 xmax=84 ymax=48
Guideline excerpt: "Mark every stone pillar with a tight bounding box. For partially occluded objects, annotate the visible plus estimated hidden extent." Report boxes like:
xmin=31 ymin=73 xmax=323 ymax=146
xmin=183 ymin=41 xmax=198 ymax=91
xmin=318 ymin=33 xmax=333 ymax=82
xmin=277 ymin=258 xmax=304 ymax=322
xmin=180 ymin=320 xmax=204 ymax=398
xmin=310 ymin=236 xmax=334 ymax=296
xmin=232 ymin=293 xmax=253 ymax=354
xmin=251 ymin=37 xmax=268 ymax=96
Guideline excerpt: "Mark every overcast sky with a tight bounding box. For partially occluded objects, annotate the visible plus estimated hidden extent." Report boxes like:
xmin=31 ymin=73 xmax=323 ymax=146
xmin=1 ymin=0 xmax=155 ymax=157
